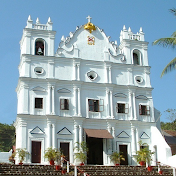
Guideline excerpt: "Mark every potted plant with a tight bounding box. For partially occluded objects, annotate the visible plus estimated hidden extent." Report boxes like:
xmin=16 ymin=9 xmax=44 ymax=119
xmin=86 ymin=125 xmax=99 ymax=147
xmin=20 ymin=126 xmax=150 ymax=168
xmin=135 ymin=141 xmax=154 ymax=168
xmin=74 ymin=141 xmax=88 ymax=165
xmin=44 ymin=147 xmax=57 ymax=165
xmin=55 ymin=148 xmax=63 ymax=170
xmin=15 ymin=148 xmax=29 ymax=165
xmin=110 ymin=151 xmax=125 ymax=166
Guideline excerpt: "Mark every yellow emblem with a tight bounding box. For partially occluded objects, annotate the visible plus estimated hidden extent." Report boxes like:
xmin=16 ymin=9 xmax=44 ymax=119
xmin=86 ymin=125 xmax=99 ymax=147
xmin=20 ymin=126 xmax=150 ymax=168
xmin=87 ymin=36 xmax=95 ymax=45
xmin=84 ymin=16 xmax=96 ymax=33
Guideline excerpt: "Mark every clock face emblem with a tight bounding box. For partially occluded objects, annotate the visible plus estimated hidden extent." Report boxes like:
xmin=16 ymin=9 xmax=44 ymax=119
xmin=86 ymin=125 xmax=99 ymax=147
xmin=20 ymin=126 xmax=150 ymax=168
xmin=87 ymin=36 xmax=95 ymax=45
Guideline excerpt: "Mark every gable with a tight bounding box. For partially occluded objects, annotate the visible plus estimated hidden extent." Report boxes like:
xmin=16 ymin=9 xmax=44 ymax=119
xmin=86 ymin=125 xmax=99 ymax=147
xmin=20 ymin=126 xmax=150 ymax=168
xmin=114 ymin=93 xmax=127 ymax=98
xmin=117 ymin=131 xmax=130 ymax=138
xmin=56 ymin=23 xmax=123 ymax=62
xmin=30 ymin=126 xmax=45 ymax=135
xmin=57 ymin=127 xmax=72 ymax=135
xmin=57 ymin=88 xmax=71 ymax=94
xmin=136 ymin=95 xmax=148 ymax=100
xmin=140 ymin=132 xmax=150 ymax=139
xmin=32 ymin=86 xmax=46 ymax=92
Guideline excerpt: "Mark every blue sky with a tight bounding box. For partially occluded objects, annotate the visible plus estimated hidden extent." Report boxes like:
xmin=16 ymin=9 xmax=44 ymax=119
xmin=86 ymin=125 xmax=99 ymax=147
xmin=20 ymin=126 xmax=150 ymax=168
xmin=0 ymin=0 xmax=176 ymax=124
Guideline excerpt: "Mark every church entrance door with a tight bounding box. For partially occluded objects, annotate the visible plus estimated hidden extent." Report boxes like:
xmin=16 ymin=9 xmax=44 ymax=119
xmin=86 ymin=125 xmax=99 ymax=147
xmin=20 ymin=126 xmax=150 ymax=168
xmin=32 ymin=141 xmax=41 ymax=163
xmin=119 ymin=145 xmax=128 ymax=165
xmin=60 ymin=142 xmax=70 ymax=162
xmin=87 ymin=137 xmax=103 ymax=165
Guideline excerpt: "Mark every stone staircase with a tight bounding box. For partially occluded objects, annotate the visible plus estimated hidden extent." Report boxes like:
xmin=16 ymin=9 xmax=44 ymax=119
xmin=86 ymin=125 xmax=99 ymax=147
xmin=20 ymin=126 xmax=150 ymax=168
xmin=0 ymin=164 xmax=174 ymax=176
xmin=78 ymin=165 xmax=174 ymax=176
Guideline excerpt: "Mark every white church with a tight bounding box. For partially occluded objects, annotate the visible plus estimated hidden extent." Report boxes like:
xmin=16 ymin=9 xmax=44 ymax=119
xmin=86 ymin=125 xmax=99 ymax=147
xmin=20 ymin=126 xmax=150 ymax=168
xmin=14 ymin=15 xmax=172 ymax=165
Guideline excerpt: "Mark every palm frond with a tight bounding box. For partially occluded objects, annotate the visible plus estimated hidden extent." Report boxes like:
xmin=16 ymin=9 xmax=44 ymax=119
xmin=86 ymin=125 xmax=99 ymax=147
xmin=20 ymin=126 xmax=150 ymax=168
xmin=169 ymin=8 xmax=176 ymax=16
xmin=171 ymin=31 xmax=176 ymax=38
xmin=161 ymin=57 xmax=176 ymax=77
xmin=153 ymin=37 xmax=176 ymax=49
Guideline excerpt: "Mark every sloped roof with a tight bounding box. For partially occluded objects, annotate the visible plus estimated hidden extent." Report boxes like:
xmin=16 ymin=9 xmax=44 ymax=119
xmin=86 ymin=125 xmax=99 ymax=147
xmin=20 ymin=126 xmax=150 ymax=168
xmin=162 ymin=130 xmax=176 ymax=155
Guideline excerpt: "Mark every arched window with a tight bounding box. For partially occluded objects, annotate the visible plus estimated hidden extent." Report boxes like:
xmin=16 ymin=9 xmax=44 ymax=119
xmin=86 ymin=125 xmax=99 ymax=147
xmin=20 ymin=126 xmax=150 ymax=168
xmin=35 ymin=39 xmax=44 ymax=55
xmin=133 ymin=50 xmax=141 ymax=65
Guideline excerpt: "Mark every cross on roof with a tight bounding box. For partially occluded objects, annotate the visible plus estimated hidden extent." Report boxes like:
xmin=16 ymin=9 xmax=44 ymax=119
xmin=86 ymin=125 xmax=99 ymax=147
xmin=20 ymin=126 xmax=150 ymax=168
xmin=86 ymin=15 xmax=92 ymax=23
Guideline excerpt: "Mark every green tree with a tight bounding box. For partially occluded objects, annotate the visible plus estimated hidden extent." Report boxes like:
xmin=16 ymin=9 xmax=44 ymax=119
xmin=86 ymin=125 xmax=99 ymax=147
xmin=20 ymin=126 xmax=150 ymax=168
xmin=0 ymin=123 xmax=15 ymax=152
xmin=153 ymin=8 xmax=176 ymax=77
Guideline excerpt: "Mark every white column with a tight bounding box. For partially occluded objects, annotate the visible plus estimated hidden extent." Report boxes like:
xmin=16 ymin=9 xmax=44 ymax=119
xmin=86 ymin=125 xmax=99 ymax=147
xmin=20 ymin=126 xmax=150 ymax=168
xmin=51 ymin=86 xmax=55 ymax=114
xmin=74 ymin=87 xmax=77 ymax=116
xmin=109 ymin=67 xmax=112 ymax=83
xmin=112 ymin=127 xmax=115 ymax=152
xmin=47 ymin=86 xmax=52 ymax=114
xmin=47 ymin=122 xmax=52 ymax=148
xmin=110 ymin=90 xmax=114 ymax=118
xmin=23 ymin=85 xmax=29 ymax=114
xmin=131 ymin=126 xmax=137 ymax=155
xmin=77 ymin=64 xmax=80 ymax=81
xmin=105 ymin=65 xmax=108 ymax=83
xmin=73 ymin=63 xmax=76 ymax=80
xmin=129 ymin=90 xmax=133 ymax=120
xmin=133 ymin=92 xmax=137 ymax=120
xmin=52 ymin=124 xmax=56 ymax=148
xmin=106 ymin=89 xmax=110 ymax=117
xmin=78 ymin=88 xmax=81 ymax=116
xmin=79 ymin=125 xmax=82 ymax=146
xmin=74 ymin=123 xmax=79 ymax=151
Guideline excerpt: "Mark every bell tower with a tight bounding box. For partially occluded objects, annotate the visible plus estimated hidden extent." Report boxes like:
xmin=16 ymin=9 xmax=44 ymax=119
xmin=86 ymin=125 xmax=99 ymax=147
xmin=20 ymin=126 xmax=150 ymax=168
xmin=20 ymin=15 xmax=56 ymax=56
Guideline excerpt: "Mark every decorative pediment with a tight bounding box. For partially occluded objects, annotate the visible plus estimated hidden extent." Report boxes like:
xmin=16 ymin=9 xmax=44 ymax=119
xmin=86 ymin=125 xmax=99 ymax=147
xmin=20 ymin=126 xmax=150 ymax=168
xmin=57 ymin=88 xmax=71 ymax=94
xmin=32 ymin=86 xmax=46 ymax=92
xmin=57 ymin=127 xmax=72 ymax=135
xmin=30 ymin=126 xmax=45 ymax=135
xmin=136 ymin=95 xmax=148 ymax=100
xmin=55 ymin=17 xmax=120 ymax=62
xmin=117 ymin=131 xmax=130 ymax=138
xmin=140 ymin=132 xmax=150 ymax=139
xmin=114 ymin=93 xmax=127 ymax=98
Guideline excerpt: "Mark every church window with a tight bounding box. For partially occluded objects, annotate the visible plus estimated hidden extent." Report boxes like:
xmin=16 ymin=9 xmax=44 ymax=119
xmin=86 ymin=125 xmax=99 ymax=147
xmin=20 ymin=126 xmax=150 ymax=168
xmin=133 ymin=50 xmax=141 ymax=65
xmin=60 ymin=99 xmax=69 ymax=110
xmin=34 ymin=67 xmax=44 ymax=75
xmin=35 ymin=39 xmax=44 ymax=55
xmin=87 ymin=71 xmax=98 ymax=81
xmin=135 ymin=76 xmax=143 ymax=83
xmin=133 ymin=53 xmax=139 ymax=65
xmin=35 ymin=98 xmax=43 ymax=109
xmin=88 ymin=99 xmax=104 ymax=112
xmin=139 ymin=104 xmax=150 ymax=115
xmin=116 ymin=103 xmax=128 ymax=113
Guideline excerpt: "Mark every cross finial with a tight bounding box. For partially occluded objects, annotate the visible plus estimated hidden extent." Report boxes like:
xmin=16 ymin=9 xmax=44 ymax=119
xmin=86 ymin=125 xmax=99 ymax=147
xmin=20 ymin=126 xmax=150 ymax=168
xmin=86 ymin=15 xmax=92 ymax=23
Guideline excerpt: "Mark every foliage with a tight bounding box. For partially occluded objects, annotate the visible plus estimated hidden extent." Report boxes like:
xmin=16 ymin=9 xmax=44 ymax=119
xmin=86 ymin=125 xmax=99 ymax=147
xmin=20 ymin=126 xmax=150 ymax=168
xmin=110 ymin=151 xmax=125 ymax=164
xmin=44 ymin=147 xmax=63 ymax=162
xmin=74 ymin=141 xmax=88 ymax=163
xmin=161 ymin=108 xmax=176 ymax=130
xmin=153 ymin=8 xmax=176 ymax=77
xmin=75 ymin=151 xmax=87 ymax=163
xmin=161 ymin=121 xmax=176 ymax=130
xmin=164 ymin=108 xmax=176 ymax=122
xmin=0 ymin=123 xmax=15 ymax=152
xmin=15 ymin=148 xmax=30 ymax=163
xmin=135 ymin=141 xmax=154 ymax=165
xmin=74 ymin=141 xmax=89 ymax=153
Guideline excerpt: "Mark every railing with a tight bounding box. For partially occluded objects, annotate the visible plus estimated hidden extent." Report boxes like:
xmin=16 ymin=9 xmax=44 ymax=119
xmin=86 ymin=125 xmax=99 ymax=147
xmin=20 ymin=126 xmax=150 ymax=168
xmin=62 ymin=157 xmax=90 ymax=176
xmin=153 ymin=161 xmax=176 ymax=175
xmin=32 ymin=24 xmax=48 ymax=30
xmin=129 ymin=34 xmax=140 ymax=41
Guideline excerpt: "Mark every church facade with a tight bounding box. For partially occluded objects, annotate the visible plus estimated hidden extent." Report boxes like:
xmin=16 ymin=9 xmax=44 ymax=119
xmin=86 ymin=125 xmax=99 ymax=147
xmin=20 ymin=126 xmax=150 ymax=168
xmin=14 ymin=16 xmax=171 ymax=165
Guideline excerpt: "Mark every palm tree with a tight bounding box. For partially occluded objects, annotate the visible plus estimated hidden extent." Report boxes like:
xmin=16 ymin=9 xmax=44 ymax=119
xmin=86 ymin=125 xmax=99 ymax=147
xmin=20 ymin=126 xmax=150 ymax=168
xmin=153 ymin=8 xmax=176 ymax=77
